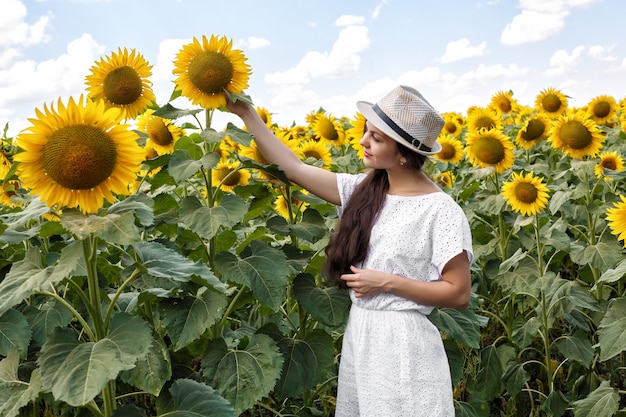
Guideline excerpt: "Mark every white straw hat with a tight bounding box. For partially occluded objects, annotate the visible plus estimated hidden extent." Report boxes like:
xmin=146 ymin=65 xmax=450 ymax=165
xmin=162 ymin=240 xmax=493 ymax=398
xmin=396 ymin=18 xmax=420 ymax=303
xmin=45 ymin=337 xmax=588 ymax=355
xmin=356 ymin=85 xmax=444 ymax=155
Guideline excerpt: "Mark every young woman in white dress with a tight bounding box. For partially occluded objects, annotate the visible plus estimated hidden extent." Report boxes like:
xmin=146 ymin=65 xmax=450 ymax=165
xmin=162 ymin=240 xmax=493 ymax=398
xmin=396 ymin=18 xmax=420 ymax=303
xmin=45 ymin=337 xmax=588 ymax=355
xmin=226 ymin=85 xmax=473 ymax=417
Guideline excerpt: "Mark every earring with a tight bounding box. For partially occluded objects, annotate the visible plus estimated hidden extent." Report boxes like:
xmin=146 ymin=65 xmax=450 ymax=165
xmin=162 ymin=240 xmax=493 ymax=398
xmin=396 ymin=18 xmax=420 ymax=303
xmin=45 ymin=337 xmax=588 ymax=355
xmin=400 ymin=160 xmax=406 ymax=166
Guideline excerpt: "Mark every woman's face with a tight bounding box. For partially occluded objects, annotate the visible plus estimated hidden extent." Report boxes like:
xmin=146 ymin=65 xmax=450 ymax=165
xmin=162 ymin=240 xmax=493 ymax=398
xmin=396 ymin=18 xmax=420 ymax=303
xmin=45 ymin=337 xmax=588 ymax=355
xmin=359 ymin=121 xmax=403 ymax=169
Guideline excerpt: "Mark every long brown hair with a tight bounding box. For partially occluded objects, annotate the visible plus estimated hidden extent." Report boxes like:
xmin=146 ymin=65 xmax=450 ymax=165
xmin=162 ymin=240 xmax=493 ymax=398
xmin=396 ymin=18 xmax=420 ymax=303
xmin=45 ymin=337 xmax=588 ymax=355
xmin=323 ymin=144 xmax=427 ymax=287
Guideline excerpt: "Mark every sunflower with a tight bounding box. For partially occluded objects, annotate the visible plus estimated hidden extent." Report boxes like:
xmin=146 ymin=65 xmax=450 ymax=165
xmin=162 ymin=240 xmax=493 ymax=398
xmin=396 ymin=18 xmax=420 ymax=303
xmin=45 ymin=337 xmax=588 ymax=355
xmin=586 ymin=95 xmax=618 ymax=125
xmin=256 ymin=107 xmax=273 ymax=126
xmin=298 ymin=140 xmax=333 ymax=168
xmin=535 ymin=87 xmax=568 ymax=117
xmin=441 ymin=113 xmax=464 ymax=137
xmin=607 ymin=195 xmax=626 ymax=247
xmin=85 ymin=47 xmax=156 ymax=120
xmin=548 ymin=111 xmax=604 ymax=159
xmin=465 ymin=129 xmax=515 ymax=173
xmin=490 ymin=90 xmax=519 ymax=115
xmin=594 ymin=151 xmax=625 ymax=180
xmin=434 ymin=171 xmax=455 ymax=188
xmin=311 ymin=112 xmax=347 ymax=148
xmin=515 ymin=112 xmax=551 ymax=150
xmin=466 ymin=107 xmax=502 ymax=133
xmin=0 ymin=152 xmax=18 ymax=206
xmin=212 ymin=160 xmax=251 ymax=192
xmin=14 ymin=95 xmax=144 ymax=214
xmin=433 ymin=135 xmax=464 ymax=164
xmin=347 ymin=112 xmax=366 ymax=159
xmin=274 ymin=190 xmax=309 ymax=220
xmin=502 ymin=171 xmax=550 ymax=216
xmin=136 ymin=109 xmax=186 ymax=155
xmin=173 ymin=34 xmax=251 ymax=110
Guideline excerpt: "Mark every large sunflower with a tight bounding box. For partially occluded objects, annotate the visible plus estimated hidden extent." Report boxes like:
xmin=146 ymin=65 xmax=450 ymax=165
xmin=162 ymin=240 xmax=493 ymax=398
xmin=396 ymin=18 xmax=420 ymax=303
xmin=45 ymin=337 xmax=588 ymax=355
xmin=173 ymin=34 xmax=251 ymax=110
xmin=136 ymin=109 xmax=186 ymax=155
xmin=548 ymin=111 xmax=604 ymax=158
xmin=311 ymin=112 xmax=347 ymax=148
xmin=465 ymin=129 xmax=515 ymax=173
xmin=502 ymin=171 xmax=550 ymax=216
xmin=607 ymin=195 xmax=626 ymax=247
xmin=490 ymin=90 xmax=519 ymax=115
xmin=85 ymin=48 xmax=156 ymax=120
xmin=535 ymin=87 xmax=568 ymax=117
xmin=14 ymin=96 xmax=144 ymax=214
xmin=433 ymin=135 xmax=464 ymax=164
xmin=586 ymin=95 xmax=618 ymax=125
xmin=274 ymin=190 xmax=309 ymax=220
xmin=347 ymin=112 xmax=366 ymax=159
xmin=515 ymin=112 xmax=551 ymax=150
xmin=441 ymin=113 xmax=464 ymax=137
xmin=466 ymin=107 xmax=502 ymax=133
xmin=298 ymin=140 xmax=333 ymax=168
xmin=594 ymin=151 xmax=625 ymax=180
xmin=212 ymin=160 xmax=251 ymax=192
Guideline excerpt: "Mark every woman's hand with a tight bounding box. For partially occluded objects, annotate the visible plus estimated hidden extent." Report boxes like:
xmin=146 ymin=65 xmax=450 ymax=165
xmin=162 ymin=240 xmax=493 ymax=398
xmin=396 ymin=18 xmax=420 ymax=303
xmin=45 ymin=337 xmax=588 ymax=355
xmin=340 ymin=265 xmax=389 ymax=298
xmin=223 ymin=92 xmax=254 ymax=119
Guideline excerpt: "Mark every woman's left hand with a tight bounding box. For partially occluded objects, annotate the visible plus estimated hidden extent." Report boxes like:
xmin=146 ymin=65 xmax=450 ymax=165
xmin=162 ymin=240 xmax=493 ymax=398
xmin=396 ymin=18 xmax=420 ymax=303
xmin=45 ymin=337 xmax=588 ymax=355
xmin=340 ymin=265 xmax=388 ymax=298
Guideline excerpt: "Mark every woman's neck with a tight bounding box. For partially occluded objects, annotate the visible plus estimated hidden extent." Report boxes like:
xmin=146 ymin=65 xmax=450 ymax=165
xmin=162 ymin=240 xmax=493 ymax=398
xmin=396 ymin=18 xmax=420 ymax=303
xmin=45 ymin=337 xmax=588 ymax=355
xmin=386 ymin=169 xmax=440 ymax=196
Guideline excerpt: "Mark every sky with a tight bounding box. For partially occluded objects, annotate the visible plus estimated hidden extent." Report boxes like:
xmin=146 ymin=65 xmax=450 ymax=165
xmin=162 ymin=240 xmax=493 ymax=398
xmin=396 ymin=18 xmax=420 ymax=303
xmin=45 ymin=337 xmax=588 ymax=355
xmin=1 ymin=0 xmax=626 ymax=137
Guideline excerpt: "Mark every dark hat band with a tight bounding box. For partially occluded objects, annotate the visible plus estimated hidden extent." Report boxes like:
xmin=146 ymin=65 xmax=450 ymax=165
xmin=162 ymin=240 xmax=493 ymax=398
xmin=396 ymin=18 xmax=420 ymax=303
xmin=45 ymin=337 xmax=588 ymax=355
xmin=372 ymin=104 xmax=431 ymax=152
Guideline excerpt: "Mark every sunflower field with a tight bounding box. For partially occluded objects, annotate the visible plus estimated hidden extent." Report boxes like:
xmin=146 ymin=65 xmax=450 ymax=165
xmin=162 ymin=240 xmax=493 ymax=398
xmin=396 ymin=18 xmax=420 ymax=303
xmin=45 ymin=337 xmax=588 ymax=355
xmin=1 ymin=33 xmax=626 ymax=417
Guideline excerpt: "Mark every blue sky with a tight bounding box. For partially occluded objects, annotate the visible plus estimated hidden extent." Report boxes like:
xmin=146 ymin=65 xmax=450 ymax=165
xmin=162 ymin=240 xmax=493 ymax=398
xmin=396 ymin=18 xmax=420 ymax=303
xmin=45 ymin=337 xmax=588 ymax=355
xmin=1 ymin=0 xmax=625 ymax=137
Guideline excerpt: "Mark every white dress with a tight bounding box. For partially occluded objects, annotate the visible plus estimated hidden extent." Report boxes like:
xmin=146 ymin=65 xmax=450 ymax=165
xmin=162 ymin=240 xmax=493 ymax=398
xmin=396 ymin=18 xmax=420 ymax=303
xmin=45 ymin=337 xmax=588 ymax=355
xmin=334 ymin=173 xmax=473 ymax=417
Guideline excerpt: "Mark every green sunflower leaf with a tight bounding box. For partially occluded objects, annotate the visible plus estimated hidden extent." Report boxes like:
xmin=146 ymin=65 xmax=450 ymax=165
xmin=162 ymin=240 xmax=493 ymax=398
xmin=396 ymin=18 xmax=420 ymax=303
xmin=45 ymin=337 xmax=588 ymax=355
xmin=161 ymin=288 xmax=228 ymax=351
xmin=179 ymin=194 xmax=249 ymax=241
xmin=200 ymin=334 xmax=283 ymax=416
xmin=573 ymin=380 xmax=618 ymax=417
xmin=215 ymin=240 xmax=289 ymax=311
xmin=0 ymin=242 xmax=83 ymax=317
xmin=0 ymin=309 xmax=31 ymax=357
xmin=156 ymin=378 xmax=235 ymax=417
xmin=132 ymin=241 xmax=225 ymax=291
xmin=598 ymin=297 xmax=626 ymax=361
xmin=274 ymin=329 xmax=335 ymax=398
xmin=266 ymin=209 xmax=327 ymax=243
xmin=38 ymin=313 xmax=151 ymax=406
xmin=152 ymin=102 xmax=203 ymax=120
xmin=292 ymin=273 xmax=350 ymax=327
xmin=120 ymin=333 xmax=171 ymax=395
xmin=0 ymin=351 xmax=42 ymax=417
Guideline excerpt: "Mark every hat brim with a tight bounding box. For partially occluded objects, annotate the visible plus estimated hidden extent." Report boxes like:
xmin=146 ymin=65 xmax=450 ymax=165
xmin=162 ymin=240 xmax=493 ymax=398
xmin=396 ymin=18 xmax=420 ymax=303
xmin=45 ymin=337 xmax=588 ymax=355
xmin=356 ymin=101 xmax=442 ymax=156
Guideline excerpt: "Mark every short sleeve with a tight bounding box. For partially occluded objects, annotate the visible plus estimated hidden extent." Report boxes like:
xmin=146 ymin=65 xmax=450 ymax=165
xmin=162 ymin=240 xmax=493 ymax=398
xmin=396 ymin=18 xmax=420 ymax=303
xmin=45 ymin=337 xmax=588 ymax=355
xmin=336 ymin=173 xmax=367 ymax=215
xmin=430 ymin=201 xmax=473 ymax=274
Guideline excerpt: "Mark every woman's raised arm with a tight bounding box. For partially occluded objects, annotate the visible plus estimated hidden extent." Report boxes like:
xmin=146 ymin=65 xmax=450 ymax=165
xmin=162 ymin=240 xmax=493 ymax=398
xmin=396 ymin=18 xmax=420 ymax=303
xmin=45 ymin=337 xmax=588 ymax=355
xmin=225 ymin=97 xmax=341 ymax=205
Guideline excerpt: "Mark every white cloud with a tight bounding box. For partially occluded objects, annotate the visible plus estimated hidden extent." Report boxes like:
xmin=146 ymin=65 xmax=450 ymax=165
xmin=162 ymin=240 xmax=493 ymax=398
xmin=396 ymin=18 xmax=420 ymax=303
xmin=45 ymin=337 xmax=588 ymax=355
xmin=588 ymin=44 xmax=617 ymax=61
xmin=500 ymin=0 xmax=603 ymax=45
xmin=245 ymin=36 xmax=271 ymax=49
xmin=0 ymin=33 xmax=104 ymax=116
xmin=336 ymin=15 xmax=365 ymax=26
xmin=0 ymin=0 xmax=50 ymax=50
xmin=371 ymin=0 xmax=388 ymax=20
xmin=543 ymin=45 xmax=585 ymax=76
xmin=439 ymin=38 xmax=488 ymax=63
xmin=265 ymin=25 xmax=370 ymax=86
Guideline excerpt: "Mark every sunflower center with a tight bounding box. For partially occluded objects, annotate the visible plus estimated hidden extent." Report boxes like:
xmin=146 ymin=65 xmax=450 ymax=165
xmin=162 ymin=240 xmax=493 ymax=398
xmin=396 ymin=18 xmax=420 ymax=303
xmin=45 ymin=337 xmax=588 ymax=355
xmin=218 ymin=168 xmax=240 ymax=186
xmin=42 ymin=125 xmax=117 ymax=190
xmin=103 ymin=66 xmax=143 ymax=105
xmin=147 ymin=118 xmax=174 ymax=146
xmin=304 ymin=150 xmax=322 ymax=160
xmin=514 ymin=182 xmax=538 ymax=204
xmin=439 ymin=143 xmax=456 ymax=160
xmin=602 ymin=159 xmax=617 ymax=170
xmin=497 ymin=99 xmax=512 ymax=113
xmin=188 ymin=51 xmax=234 ymax=95
xmin=475 ymin=117 xmax=496 ymax=131
xmin=593 ymin=101 xmax=611 ymax=118
xmin=318 ymin=119 xmax=339 ymax=141
xmin=521 ymin=119 xmax=546 ymax=141
xmin=542 ymin=94 xmax=562 ymax=113
xmin=559 ymin=121 xmax=592 ymax=149
xmin=474 ymin=136 xmax=505 ymax=164
xmin=444 ymin=121 xmax=458 ymax=135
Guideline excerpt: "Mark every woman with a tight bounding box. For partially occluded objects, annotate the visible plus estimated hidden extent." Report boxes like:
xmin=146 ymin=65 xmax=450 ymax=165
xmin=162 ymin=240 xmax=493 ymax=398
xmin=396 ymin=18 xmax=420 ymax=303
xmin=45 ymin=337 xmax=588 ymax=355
xmin=226 ymin=85 xmax=473 ymax=417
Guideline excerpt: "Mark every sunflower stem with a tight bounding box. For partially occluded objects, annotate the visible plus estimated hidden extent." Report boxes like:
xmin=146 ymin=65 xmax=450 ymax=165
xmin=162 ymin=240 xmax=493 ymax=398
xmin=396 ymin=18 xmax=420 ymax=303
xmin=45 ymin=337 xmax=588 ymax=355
xmin=83 ymin=235 xmax=106 ymax=339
